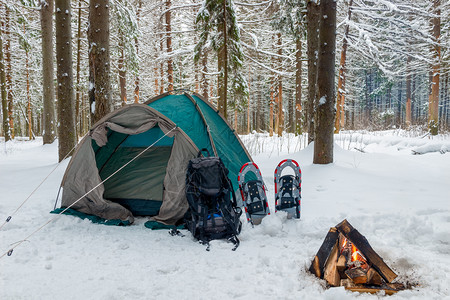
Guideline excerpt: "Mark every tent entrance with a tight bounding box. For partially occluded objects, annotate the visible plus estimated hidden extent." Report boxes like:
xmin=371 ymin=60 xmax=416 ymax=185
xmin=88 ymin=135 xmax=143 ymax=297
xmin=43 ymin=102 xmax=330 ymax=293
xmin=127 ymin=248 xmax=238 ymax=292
xmin=93 ymin=126 xmax=174 ymax=216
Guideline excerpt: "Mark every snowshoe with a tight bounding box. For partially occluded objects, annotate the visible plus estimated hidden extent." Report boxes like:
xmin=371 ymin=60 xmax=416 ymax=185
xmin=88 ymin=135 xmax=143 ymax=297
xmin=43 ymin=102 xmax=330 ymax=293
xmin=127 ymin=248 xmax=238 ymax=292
xmin=238 ymin=162 xmax=270 ymax=226
xmin=274 ymin=159 xmax=301 ymax=219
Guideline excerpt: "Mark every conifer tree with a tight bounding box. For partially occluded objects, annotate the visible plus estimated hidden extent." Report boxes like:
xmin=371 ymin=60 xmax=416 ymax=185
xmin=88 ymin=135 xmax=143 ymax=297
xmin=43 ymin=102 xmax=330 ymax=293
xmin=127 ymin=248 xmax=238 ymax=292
xmin=89 ymin=0 xmax=113 ymax=124
xmin=195 ymin=0 xmax=248 ymax=118
xmin=313 ymin=0 xmax=337 ymax=164
xmin=41 ymin=0 xmax=56 ymax=144
xmin=55 ymin=0 xmax=76 ymax=161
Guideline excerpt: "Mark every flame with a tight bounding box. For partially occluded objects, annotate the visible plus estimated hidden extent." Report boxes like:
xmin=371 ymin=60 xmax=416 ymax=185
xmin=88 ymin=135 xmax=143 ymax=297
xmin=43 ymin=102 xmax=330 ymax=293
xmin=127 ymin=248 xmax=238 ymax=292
xmin=351 ymin=244 xmax=358 ymax=261
xmin=351 ymin=243 xmax=366 ymax=262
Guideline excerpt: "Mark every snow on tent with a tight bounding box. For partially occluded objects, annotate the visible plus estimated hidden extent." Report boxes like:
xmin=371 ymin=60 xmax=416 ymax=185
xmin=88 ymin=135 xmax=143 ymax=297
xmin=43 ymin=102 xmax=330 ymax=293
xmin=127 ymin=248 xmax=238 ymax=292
xmin=54 ymin=91 xmax=252 ymax=226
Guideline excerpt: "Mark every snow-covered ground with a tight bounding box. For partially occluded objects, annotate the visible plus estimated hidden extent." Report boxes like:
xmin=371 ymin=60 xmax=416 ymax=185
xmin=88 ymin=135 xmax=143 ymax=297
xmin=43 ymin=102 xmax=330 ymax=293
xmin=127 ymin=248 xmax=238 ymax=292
xmin=1 ymin=132 xmax=449 ymax=299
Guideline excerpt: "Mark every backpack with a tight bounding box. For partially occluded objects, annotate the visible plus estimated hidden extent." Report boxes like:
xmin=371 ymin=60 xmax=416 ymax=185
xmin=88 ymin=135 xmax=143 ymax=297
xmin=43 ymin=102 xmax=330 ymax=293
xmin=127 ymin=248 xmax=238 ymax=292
xmin=185 ymin=149 xmax=242 ymax=251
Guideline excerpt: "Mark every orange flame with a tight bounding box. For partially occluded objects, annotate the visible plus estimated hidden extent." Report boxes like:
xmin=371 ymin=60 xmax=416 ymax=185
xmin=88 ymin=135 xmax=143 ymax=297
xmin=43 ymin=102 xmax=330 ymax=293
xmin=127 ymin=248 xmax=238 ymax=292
xmin=351 ymin=243 xmax=366 ymax=262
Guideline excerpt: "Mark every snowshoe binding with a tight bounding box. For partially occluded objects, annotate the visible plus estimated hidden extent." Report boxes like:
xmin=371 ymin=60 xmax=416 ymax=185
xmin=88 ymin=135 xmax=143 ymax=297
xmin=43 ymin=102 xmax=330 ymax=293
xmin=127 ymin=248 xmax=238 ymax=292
xmin=238 ymin=162 xmax=270 ymax=226
xmin=274 ymin=159 xmax=301 ymax=219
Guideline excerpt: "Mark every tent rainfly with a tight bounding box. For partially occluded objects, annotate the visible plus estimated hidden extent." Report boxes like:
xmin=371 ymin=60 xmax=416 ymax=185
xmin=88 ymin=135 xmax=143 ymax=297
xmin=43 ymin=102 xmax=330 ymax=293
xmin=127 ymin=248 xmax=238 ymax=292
xmin=57 ymin=91 xmax=252 ymax=226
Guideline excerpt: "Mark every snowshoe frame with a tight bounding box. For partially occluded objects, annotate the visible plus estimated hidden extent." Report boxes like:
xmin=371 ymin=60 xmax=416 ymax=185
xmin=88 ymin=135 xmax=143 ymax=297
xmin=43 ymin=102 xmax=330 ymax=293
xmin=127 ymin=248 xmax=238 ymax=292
xmin=274 ymin=159 xmax=301 ymax=219
xmin=238 ymin=162 xmax=270 ymax=226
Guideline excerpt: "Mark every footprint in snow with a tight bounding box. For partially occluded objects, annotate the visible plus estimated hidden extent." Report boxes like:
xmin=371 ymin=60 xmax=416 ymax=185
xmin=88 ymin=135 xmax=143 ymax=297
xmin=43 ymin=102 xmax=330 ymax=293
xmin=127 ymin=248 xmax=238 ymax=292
xmin=316 ymin=185 xmax=326 ymax=192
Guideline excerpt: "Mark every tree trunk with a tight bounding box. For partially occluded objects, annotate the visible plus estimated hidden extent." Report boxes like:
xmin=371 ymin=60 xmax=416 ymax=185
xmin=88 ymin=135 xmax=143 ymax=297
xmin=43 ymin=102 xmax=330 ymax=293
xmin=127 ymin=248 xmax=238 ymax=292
xmin=166 ymin=0 xmax=174 ymax=91
xmin=25 ymin=23 xmax=33 ymax=140
xmin=5 ymin=7 xmax=13 ymax=139
xmin=201 ymin=50 xmax=209 ymax=101
xmin=118 ymin=33 xmax=127 ymax=106
xmin=154 ymin=64 xmax=159 ymax=96
xmin=55 ymin=0 xmax=77 ymax=162
xmin=134 ymin=0 xmax=141 ymax=103
xmin=247 ymin=64 xmax=251 ymax=134
xmin=160 ymin=28 xmax=164 ymax=94
xmin=429 ymin=0 xmax=440 ymax=135
xmin=277 ymin=32 xmax=283 ymax=136
xmin=217 ymin=1 xmax=228 ymax=118
xmin=75 ymin=0 xmax=83 ymax=137
xmin=334 ymin=0 xmax=353 ymax=133
xmin=396 ymin=82 xmax=401 ymax=127
xmin=269 ymin=82 xmax=274 ymax=136
xmin=295 ymin=38 xmax=302 ymax=135
xmin=405 ymin=56 xmax=412 ymax=127
xmin=256 ymin=75 xmax=262 ymax=131
xmin=307 ymin=0 xmax=320 ymax=144
xmin=313 ymin=0 xmax=337 ymax=165
xmin=0 ymin=20 xmax=10 ymax=141
xmin=89 ymin=0 xmax=112 ymax=124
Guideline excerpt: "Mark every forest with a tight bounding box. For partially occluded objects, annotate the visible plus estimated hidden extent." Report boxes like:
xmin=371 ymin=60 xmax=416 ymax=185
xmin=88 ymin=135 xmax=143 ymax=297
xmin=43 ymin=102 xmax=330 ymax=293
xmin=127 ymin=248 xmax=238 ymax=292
xmin=0 ymin=0 xmax=449 ymax=151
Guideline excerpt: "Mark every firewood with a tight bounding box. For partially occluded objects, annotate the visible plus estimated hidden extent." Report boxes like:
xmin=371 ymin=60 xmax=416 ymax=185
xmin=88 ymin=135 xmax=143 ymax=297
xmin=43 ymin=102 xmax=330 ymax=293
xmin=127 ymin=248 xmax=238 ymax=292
xmin=345 ymin=287 xmax=398 ymax=295
xmin=367 ymin=268 xmax=383 ymax=285
xmin=336 ymin=219 xmax=397 ymax=283
xmin=340 ymin=279 xmax=354 ymax=288
xmin=323 ymin=240 xmax=340 ymax=287
xmin=336 ymin=255 xmax=347 ymax=278
xmin=309 ymin=227 xmax=339 ymax=279
xmin=345 ymin=267 xmax=368 ymax=284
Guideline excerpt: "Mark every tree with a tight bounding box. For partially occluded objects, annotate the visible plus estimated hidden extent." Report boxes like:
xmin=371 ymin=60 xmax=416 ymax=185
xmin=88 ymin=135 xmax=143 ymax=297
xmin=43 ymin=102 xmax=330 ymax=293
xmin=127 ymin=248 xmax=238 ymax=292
xmin=166 ymin=0 xmax=174 ymax=91
xmin=306 ymin=0 xmax=319 ymax=144
xmin=134 ymin=0 xmax=142 ymax=103
xmin=429 ymin=0 xmax=441 ymax=135
xmin=272 ymin=0 xmax=306 ymax=135
xmin=313 ymin=0 xmax=337 ymax=164
xmin=334 ymin=0 xmax=353 ymax=133
xmin=41 ymin=0 xmax=56 ymax=144
xmin=195 ymin=0 xmax=247 ymax=119
xmin=55 ymin=0 xmax=76 ymax=161
xmin=89 ymin=0 xmax=112 ymax=124
xmin=5 ymin=5 xmax=14 ymax=139
xmin=0 ymin=17 xmax=10 ymax=141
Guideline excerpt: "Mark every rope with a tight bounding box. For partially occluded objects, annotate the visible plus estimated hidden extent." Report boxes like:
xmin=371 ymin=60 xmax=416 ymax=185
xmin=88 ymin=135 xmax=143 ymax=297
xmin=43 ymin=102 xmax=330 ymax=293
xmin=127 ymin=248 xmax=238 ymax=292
xmin=0 ymin=126 xmax=176 ymax=259
xmin=0 ymin=142 xmax=78 ymax=231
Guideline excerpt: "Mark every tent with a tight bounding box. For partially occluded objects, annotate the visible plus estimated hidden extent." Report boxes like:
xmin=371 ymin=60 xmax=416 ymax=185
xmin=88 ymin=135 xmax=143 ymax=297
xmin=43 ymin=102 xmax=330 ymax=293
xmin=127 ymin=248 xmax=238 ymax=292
xmin=57 ymin=91 xmax=252 ymax=226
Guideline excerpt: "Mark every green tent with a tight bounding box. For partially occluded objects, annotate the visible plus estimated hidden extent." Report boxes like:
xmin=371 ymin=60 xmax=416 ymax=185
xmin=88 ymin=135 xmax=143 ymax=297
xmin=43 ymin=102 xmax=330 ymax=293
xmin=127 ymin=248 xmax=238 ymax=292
xmin=57 ymin=91 xmax=252 ymax=225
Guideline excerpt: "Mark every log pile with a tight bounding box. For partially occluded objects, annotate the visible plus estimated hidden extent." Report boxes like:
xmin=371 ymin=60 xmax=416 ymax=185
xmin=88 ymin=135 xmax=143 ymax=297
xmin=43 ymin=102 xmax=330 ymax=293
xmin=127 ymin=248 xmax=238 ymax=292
xmin=309 ymin=219 xmax=405 ymax=294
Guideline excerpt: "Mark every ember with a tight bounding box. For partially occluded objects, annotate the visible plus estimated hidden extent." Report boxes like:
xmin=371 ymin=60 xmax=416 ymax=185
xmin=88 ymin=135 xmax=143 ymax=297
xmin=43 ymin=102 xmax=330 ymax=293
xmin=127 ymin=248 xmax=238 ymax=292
xmin=309 ymin=219 xmax=406 ymax=295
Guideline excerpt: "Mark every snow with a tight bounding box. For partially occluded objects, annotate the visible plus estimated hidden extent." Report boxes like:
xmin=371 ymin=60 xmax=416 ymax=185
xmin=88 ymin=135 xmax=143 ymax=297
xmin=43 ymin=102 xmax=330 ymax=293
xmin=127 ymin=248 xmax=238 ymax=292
xmin=1 ymin=132 xmax=450 ymax=299
xmin=319 ymin=96 xmax=327 ymax=105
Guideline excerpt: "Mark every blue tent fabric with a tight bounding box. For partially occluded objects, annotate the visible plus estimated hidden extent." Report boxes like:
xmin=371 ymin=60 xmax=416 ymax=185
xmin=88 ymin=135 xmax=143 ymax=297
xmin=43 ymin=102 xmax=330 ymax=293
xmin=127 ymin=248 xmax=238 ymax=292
xmin=145 ymin=92 xmax=253 ymax=187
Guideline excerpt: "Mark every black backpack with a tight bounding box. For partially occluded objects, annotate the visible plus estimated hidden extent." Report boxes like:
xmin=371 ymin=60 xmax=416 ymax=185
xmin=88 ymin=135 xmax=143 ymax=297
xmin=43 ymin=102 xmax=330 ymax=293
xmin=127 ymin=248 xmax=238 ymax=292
xmin=185 ymin=149 xmax=242 ymax=250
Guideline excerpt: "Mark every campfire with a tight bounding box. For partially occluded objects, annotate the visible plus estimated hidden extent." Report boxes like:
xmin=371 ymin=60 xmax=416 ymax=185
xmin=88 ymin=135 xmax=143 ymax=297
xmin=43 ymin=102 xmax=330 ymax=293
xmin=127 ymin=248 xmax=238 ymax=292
xmin=309 ymin=219 xmax=405 ymax=295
